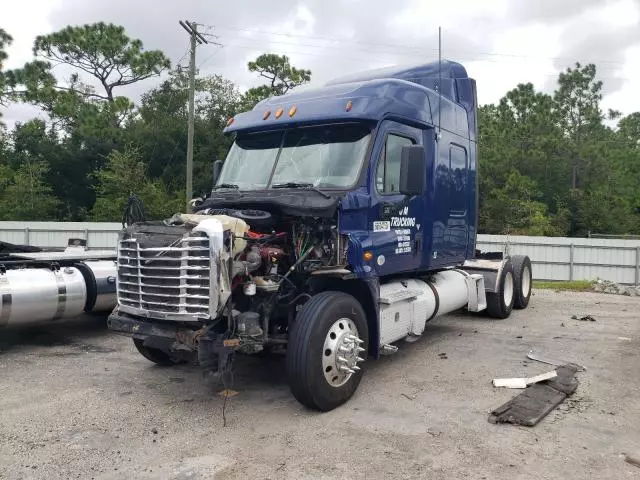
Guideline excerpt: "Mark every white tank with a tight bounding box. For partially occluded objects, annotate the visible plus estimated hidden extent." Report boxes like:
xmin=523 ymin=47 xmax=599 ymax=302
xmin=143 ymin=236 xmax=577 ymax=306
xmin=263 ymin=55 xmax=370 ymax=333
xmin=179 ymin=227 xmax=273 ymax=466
xmin=378 ymin=269 xmax=470 ymax=344
xmin=429 ymin=269 xmax=470 ymax=316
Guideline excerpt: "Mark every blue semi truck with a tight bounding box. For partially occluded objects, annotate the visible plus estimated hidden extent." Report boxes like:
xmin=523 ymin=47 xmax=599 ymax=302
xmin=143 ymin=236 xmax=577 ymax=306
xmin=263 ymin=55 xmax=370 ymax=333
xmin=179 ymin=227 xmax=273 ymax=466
xmin=108 ymin=60 xmax=533 ymax=411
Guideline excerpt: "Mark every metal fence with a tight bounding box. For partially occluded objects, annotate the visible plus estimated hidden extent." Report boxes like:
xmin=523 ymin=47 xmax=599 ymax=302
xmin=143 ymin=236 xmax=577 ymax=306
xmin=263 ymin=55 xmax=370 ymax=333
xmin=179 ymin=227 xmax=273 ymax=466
xmin=1 ymin=222 xmax=639 ymax=285
xmin=0 ymin=221 xmax=122 ymax=250
xmin=477 ymin=234 xmax=640 ymax=285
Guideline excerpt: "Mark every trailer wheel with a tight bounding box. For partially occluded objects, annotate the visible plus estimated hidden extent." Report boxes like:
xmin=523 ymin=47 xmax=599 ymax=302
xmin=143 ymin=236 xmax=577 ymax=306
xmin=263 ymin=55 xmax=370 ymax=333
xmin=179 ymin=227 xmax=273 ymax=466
xmin=511 ymin=255 xmax=532 ymax=309
xmin=286 ymin=291 xmax=369 ymax=411
xmin=133 ymin=339 xmax=180 ymax=366
xmin=486 ymin=260 xmax=515 ymax=319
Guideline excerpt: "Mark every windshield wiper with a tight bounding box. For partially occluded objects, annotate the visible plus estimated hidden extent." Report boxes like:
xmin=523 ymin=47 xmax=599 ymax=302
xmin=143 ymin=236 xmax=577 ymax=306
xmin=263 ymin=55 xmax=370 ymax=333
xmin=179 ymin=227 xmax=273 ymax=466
xmin=271 ymin=182 xmax=332 ymax=199
xmin=213 ymin=183 xmax=239 ymax=190
xmin=272 ymin=182 xmax=313 ymax=188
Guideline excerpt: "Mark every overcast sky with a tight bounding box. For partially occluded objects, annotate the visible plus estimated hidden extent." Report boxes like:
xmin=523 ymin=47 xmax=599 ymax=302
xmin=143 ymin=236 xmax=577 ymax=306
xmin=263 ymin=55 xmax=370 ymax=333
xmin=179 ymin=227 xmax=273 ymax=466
xmin=3 ymin=0 xmax=640 ymax=128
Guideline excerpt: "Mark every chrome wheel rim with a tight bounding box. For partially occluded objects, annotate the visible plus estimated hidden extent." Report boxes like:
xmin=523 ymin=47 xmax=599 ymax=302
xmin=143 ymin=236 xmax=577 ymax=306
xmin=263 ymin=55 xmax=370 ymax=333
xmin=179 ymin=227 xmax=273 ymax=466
xmin=522 ymin=265 xmax=531 ymax=298
xmin=504 ymin=271 xmax=514 ymax=306
xmin=322 ymin=317 xmax=365 ymax=388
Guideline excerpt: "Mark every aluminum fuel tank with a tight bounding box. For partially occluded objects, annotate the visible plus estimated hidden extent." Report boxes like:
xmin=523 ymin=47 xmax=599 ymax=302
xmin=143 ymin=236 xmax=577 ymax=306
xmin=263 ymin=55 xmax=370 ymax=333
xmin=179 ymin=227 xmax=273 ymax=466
xmin=78 ymin=260 xmax=117 ymax=313
xmin=0 ymin=267 xmax=87 ymax=327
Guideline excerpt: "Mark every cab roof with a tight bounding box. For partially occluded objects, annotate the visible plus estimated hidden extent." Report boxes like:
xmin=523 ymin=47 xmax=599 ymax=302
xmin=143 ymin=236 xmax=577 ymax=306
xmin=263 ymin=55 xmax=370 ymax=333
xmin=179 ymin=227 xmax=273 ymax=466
xmin=224 ymin=60 xmax=476 ymax=140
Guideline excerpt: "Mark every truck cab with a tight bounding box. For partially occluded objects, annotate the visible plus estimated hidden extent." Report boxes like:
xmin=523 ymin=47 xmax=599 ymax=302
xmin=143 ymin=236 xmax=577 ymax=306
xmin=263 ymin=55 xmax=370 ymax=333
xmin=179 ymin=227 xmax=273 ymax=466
xmin=108 ymin=61 xmax=532 ymax=411
xmin=218 ymin=60 xmax=477 ymax=274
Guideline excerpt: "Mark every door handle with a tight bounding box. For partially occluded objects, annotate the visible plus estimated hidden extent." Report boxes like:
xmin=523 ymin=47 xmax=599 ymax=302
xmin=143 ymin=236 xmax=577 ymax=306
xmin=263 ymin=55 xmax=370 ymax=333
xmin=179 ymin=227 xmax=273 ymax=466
xmin=414 ymin=232 xmax=423 ymax=256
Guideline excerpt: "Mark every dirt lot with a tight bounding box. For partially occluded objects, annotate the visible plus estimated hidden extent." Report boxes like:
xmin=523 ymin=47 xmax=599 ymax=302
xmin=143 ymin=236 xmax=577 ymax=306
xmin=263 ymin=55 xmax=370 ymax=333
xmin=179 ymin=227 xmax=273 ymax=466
xmin=1 ymin=289 xmax=639 ymax=480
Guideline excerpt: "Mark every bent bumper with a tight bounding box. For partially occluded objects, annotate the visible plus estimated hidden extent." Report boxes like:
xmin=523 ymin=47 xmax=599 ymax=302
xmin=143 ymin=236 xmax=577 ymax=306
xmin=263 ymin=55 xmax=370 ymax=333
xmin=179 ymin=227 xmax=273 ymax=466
xmin=108 ymin=308 xmax=203 ymax=352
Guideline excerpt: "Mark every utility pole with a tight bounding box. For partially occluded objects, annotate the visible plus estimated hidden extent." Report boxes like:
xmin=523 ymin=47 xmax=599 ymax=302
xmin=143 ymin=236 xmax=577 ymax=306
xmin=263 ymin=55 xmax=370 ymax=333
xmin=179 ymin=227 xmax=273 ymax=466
xmin=179 ymin=20 xmax=209 ymax=211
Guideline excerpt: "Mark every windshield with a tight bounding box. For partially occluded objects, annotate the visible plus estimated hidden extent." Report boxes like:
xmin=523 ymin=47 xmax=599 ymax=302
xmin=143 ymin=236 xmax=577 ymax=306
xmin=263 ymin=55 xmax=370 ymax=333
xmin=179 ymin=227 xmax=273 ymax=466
xmin=216 ymin=124 xmax=371 ymax=190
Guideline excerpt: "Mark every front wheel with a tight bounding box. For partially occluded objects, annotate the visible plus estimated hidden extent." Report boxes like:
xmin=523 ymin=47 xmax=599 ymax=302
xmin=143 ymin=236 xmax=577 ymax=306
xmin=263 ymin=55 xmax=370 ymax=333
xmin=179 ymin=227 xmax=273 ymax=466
xmin=286 ymin=291 xmax=369 ymax=411
xmin=133 ymin=338 xmax=181 ymax=366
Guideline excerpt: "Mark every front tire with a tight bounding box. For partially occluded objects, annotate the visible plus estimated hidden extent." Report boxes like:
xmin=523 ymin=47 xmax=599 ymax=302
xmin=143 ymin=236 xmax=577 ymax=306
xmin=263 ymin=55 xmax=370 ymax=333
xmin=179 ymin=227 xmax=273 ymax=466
xmin=286 ymin=291 xmax=369 ymax=411
xmin=133 ymin=338 xmax=180 ymax=366
xmin=486 ymin=260 xmax=515 ymax=319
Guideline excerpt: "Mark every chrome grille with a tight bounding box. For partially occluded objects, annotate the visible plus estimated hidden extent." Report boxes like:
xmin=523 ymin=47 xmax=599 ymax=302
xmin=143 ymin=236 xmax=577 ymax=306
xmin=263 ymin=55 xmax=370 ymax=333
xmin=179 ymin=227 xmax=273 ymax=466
xmin=116 ymin=233 xmax=212 ymax=319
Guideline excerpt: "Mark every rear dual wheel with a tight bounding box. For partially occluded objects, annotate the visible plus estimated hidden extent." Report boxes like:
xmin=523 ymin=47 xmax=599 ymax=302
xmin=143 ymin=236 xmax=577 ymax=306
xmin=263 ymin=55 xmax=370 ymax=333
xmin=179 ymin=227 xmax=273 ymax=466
xmin=486 ymin=260 xmax=515 ymax=319
xmin=512 ymin=255 xmax=532 ymax=309
xmin=486 ymin=255 xmax=532 ymax=319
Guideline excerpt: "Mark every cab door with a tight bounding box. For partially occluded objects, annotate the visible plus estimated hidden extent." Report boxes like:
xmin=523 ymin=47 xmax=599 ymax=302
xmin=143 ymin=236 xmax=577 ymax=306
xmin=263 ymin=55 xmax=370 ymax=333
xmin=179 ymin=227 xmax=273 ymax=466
xmin=369 ymin=120 xmax=427 ymax=276
xmin=446 ymin=143 xmax=469 ymax=262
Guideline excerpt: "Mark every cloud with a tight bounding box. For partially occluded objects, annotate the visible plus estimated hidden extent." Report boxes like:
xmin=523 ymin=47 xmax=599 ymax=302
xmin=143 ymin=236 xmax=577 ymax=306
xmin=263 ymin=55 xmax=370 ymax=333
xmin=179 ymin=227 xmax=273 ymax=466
xmin=43 ymin=0 xmax=506 ymax=94
xmin=3 ymin=0 xmax=640 ymax=126
xmin=507 ymin=0 xmax=640 ymax=96
xmin=44 ymin=0 xmax=411 ymax=85
xmin=508 ymin=0 xmax=604 ymax=23
xmin=2 ymin=103 xmax=44 ymax=128
xmin=553 ymin=25 xmax=640 ymax=95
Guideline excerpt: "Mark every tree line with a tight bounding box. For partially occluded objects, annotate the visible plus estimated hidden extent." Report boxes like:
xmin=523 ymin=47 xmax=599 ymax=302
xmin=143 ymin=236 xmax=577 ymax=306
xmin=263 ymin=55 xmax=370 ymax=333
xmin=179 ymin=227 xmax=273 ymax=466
xmin=0 ymin=22 xmax=638 ymax=236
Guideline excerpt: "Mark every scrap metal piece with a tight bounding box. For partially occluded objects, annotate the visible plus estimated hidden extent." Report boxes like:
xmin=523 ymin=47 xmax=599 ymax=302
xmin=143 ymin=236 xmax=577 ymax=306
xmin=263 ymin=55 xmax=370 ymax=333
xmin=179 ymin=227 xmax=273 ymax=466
xmin=380 ymin=344 xmax=398 ymax=356
xmin=625 ymin=455 xmax=640 ymax=469
xmin=527 ymin=349 xmax=586 ymax=372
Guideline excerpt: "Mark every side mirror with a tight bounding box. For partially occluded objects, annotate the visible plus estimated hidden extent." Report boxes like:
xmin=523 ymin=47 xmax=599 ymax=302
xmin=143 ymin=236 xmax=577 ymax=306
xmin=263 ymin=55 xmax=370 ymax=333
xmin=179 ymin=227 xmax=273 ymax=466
xmin=399 ymin=145 xmax=426 ymax=196
xmin=212 ymin=160 xmax=223 ymax=186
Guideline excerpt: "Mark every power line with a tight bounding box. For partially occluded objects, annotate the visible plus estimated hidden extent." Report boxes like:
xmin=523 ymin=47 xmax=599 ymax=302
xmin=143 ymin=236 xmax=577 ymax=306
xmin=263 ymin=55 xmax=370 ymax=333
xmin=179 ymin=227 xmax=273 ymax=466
xmin=221 ymin=41 xmax=377 ymax=64
xmin=174 ymin=47 xmax=191 ymax=69
xmin=147 ymin=32 xmax=223 ymax=190
xmin=218 ymin=32 xmax=436 ymax=59
xmin=219 ymin=41 xmax=636 ymax=83
xmin=218 ymin=33 xmax=628 ymax=73
xmin=143 ymin=46 xmax=191 ymax=169
xmin=216 ymin=25 xmax=631 ymax=67
xmin=198 ymin=45 xmax=224 ymax=70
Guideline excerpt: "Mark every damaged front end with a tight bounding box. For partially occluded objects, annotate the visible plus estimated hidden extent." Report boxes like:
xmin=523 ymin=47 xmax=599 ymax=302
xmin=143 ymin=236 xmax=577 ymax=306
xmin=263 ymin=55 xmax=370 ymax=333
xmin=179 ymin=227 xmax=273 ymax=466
xmin=108 ymin=216 xmax=237 ymax=376
xmin=108 ymin=205 xmax=349 ymax=379
xmin=115 ymin=218 xmax=231 ymax=322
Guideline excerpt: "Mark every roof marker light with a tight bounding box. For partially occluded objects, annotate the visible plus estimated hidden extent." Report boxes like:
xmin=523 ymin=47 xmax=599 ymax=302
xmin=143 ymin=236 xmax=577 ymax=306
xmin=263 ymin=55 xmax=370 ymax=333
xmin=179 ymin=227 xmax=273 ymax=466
xmin=345 ymin=100 xmax=353 ymax=112
xmin=289 ymin=105 xmax=297 ymax=117
xmin=275 ymin=107 xmax=284 ymax=119
xmin=226 ymin=117 xmax=235 ymax=126
xmin=263 ymin=110 xmax=271 ymax=120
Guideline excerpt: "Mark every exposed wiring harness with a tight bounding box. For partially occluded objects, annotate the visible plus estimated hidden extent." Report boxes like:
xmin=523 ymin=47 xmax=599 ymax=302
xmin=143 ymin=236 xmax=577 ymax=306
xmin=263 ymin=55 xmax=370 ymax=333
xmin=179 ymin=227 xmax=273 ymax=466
xmin=293 ymin=226 xmax=315 ymax=260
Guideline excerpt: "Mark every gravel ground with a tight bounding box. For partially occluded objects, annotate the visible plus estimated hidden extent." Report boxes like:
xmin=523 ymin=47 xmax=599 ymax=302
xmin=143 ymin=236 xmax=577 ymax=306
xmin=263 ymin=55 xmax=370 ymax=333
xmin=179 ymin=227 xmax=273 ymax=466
xmin=1 ymin=289 xmax=639 ymax=480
